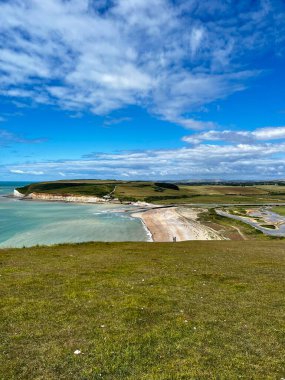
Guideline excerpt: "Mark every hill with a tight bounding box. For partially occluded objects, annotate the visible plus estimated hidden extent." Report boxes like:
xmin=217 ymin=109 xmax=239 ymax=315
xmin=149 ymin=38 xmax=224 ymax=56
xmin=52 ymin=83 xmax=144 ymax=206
xmin=16 ymin=180 xmax=285 ymax=204
xmin=1 ymin=241 xmax=284 ymax=379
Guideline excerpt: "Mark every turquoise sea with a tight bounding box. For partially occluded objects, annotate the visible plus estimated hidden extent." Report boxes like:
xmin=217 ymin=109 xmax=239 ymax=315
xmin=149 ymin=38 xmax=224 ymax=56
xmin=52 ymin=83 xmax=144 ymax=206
xmin=0 ymin=182 xmax=149 ymax=248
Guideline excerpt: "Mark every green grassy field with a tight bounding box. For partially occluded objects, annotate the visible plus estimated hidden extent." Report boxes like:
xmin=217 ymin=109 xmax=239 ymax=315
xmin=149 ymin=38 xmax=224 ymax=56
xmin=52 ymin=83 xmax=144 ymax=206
xmin=16 ymin=180 xmax=285 ymax=205
xmin=272 ymin=206 xmax=285 ymax=216
xmin=1 ymin=242 xmax=285 ymax=379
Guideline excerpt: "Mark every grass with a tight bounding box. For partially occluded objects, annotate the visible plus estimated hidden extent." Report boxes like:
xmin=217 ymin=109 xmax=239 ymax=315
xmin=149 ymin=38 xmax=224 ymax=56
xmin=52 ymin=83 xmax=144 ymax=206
xmin=16 ymin=180 xmax=285 ymax=205
xmin=16 ymin=182 xmax=116 ymax=198
xmin=197 ymin=208 xmax=281 ymax=240
xmin=1 ymin=241 xmax=285 ymax=379
xmin=271 ymin=206 xmax=285 ymax=216
xmin=179 ymin=185 xmax=268 ymax=196
xmin=113 ymin=182 xmax=189 ymax=202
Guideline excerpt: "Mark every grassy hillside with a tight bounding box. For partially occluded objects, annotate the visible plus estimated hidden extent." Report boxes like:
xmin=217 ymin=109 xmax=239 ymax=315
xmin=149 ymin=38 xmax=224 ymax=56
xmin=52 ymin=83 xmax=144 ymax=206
xmin=1 ymin=242 xmax=285 ymax=379
xmin=272 ymin=206 xmax=285 ymax=216
xmin=16 ymin=180 xmax=285 ymax=204
xmin=16 ymin=181 xmax=117 ymax=198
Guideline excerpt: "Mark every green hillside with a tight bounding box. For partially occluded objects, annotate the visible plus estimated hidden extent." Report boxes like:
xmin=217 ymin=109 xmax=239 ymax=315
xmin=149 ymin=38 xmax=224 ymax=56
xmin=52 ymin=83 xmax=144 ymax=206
xmin=1 ymin=241 xmax=284 ymax=379
xmin=16 ymin=180 xmax=285 ymax=204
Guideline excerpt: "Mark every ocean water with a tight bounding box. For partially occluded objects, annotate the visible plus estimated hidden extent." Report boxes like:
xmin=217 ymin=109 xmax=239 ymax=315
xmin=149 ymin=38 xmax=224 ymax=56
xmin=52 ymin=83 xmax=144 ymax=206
xmin=0 ymin=182 xmax=149 ymax=248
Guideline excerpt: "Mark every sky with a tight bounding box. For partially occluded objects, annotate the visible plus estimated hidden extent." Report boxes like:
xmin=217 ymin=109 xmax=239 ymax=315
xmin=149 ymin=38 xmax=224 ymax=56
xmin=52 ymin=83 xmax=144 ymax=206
xmin=1 ymin=0 xmax=285 ymax=181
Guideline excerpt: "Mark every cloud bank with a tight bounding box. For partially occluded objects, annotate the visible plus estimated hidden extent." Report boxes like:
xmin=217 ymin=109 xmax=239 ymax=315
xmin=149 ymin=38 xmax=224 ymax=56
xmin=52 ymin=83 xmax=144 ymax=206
xmin=6 ymin=140 xmax=285 ymax=180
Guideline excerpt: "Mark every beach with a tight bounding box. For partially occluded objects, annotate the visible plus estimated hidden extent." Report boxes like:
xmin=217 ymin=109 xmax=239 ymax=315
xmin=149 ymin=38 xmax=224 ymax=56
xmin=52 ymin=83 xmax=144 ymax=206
xmin=132 ymin=207 xmax=222 ymax=242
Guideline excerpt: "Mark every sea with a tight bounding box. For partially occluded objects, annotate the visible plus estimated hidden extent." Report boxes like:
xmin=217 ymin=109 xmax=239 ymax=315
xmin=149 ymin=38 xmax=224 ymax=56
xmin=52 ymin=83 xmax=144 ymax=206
xmin=0 ymin=182 xmax=150 ymax=248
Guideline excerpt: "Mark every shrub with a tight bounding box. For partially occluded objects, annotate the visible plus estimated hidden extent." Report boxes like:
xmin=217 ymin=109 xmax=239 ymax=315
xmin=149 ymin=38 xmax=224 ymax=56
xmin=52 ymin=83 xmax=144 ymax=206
xmin=154 ymin=182 xmax=179 ymax=191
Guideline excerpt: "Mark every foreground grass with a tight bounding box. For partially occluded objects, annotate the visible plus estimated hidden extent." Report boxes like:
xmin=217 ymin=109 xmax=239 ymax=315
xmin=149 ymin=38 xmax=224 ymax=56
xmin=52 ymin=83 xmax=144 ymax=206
xmin=1 ymin=242 xmax=285 ymax=379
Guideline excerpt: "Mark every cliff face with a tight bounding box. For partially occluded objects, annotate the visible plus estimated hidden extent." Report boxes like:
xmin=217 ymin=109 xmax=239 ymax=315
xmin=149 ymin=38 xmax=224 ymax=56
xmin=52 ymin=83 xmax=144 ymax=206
xmin=14 ymin=189 xmax=25 ymax=198
xmin=14 ymin=190 xmax=109 ymax=204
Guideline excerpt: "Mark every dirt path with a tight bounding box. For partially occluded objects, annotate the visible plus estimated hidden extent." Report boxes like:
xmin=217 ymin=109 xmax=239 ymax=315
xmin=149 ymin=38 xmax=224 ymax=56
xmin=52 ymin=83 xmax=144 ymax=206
xmin=230 ymin=225 xmax=248 ymax=240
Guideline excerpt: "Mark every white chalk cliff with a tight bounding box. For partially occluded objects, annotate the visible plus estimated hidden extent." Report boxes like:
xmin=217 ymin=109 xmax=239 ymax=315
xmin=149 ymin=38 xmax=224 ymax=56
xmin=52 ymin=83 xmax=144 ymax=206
xmin=14 ymin=189 xmax=25 ymax=198
xmin=14 ymin=190 xmax=110 ymax=203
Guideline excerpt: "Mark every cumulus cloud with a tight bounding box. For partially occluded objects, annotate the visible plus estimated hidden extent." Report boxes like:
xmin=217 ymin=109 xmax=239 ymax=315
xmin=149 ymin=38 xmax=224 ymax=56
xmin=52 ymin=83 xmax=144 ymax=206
xmin=182 ymin=126 xmax=285 ymax=144
xmin=0 ymin=0 xmax=284 ymax=127
xmin=253 ymin=126 xmax=285 ymax=140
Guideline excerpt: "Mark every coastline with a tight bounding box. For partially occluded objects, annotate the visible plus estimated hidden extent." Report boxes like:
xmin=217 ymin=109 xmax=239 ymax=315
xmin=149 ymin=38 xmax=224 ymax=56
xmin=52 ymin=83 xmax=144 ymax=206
xmin=139 ymin=218 xmax=154 ymax=242
xmin=132 ymin=207 xmax=223 ymax=242
xmin=13 ymin=190 xmax=155 ymax=207
xmin=13 ymin=190 xmax=110 ymax=204
xmin=13 ymin=190 xmax=223 ymax=242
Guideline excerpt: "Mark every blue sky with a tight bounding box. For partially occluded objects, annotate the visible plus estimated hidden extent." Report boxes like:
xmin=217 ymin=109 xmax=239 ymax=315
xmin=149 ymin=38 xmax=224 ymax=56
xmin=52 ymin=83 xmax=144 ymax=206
xmin=1 ymin=0 xmax=285 ymax=180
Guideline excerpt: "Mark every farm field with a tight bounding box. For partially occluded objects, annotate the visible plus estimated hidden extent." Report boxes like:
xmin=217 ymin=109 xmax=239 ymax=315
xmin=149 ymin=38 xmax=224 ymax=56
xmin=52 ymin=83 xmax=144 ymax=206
xmin=1 ymin=241 xmax=284 ymax=379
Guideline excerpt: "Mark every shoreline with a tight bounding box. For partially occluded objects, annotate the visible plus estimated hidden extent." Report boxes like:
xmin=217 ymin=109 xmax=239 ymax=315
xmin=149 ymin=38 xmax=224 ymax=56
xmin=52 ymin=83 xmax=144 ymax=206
xmin=139 ymin=218 xmax=154 ymax=242
xmin=12 ymin=189 xmax=156 ymax=242
xmin=13 ymin=190 xmax=111 ymax=204
xmin=15 ymin=190 xmax=285 ymax=241
xmin=132 ymin=207 xmax=223 ymax=242
xmin=13 ymin=190 xmax=223 ymax=242
xmin=12 ymin=190 xmax=157 ymax=208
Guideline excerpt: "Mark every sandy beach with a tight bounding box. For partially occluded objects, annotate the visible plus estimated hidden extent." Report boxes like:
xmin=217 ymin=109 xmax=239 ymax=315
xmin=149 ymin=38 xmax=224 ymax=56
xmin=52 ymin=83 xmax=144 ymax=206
xmin=133 ymin=207 xmax=222 ymax=242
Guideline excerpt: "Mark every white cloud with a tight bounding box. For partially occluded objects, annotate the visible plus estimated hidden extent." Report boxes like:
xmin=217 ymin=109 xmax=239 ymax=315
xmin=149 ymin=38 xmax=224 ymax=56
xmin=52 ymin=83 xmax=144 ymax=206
xmin=172 ymin=118 xmax=218 ymax=130
xmin=190 ymin=28 xmax=204 ymax=57
xmin=183 ymin=126 xmax=285 ymax=144
xmin=6 ymin=142 xmax=285 ymax=180
xmin=10 ymin=169 xmax=25 ymax=174
xmin=253 ymin=126 xmax=285 ymax=140
xmin=10 ymin=169 xmax=44 ymax=175
xmin=0 ymin=0 xmax=284 ymax=127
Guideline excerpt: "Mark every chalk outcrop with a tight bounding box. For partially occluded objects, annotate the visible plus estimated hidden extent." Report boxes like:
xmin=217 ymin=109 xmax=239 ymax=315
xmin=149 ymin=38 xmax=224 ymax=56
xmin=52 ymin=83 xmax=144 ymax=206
xmin=14 ymin=189 xmax=25 ymax=198
xmin=13 ymin=190 xmax=114 ymax=204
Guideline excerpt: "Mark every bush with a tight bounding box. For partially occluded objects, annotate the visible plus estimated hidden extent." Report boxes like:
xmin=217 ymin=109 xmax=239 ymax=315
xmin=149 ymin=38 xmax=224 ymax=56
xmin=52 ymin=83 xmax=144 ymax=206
xmin=154 ymin=182 xmax=179 ymax=191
